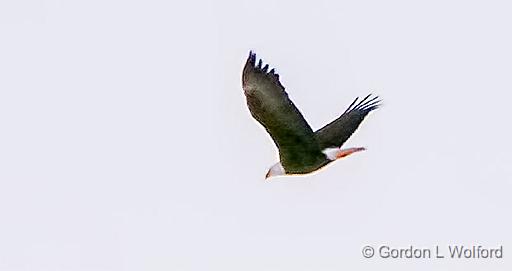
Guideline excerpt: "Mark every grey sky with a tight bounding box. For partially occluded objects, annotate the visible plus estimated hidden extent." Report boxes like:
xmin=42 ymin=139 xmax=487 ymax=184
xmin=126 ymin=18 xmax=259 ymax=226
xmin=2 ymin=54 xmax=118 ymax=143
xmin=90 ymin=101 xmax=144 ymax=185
xmin=1 ymin=0 xmax=511 ymax=270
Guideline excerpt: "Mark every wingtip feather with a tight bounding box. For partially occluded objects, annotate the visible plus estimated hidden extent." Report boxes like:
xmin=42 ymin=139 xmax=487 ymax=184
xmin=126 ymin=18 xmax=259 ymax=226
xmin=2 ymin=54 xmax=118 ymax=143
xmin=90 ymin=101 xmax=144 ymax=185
xmin=344 ymin=94 xmax=382 ymax=114
xmin=246 ymin=51 xmax=256 ymax=65
xmin=245 ymin=52 xmax=282 ymax=82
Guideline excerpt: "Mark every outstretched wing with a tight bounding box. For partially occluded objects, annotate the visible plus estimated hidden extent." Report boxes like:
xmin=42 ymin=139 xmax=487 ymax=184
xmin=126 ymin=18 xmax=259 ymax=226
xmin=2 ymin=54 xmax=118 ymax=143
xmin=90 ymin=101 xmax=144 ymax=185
xmin=315 ymin=94 xmax=381 ymax=149
xmin=242 ymin=52 xmax=323 ymax=170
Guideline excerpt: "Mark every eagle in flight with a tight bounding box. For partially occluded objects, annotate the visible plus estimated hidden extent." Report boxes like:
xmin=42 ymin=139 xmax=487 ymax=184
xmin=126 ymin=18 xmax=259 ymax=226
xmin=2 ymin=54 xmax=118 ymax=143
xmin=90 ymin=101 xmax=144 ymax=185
xmin=242 ymin=52 xmax=381 ymax=179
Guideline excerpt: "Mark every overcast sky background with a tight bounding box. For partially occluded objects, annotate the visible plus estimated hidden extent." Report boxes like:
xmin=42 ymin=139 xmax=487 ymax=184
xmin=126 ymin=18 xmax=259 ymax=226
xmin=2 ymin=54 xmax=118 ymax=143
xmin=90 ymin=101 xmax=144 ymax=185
xmin=1 ymin=0 xmax=511 ymax=270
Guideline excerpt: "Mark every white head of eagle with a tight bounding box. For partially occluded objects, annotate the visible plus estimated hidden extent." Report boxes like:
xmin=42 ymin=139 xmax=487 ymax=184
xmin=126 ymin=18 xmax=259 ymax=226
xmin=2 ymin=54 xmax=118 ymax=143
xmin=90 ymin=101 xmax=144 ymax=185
xmin=242 ymin=51 xmax=380 ymax=180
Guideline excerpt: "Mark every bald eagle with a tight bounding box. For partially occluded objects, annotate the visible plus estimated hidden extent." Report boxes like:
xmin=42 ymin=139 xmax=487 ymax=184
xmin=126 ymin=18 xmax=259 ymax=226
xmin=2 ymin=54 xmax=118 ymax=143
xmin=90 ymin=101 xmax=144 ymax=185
xmin=242 ymin=52 xmax=381 ymax=179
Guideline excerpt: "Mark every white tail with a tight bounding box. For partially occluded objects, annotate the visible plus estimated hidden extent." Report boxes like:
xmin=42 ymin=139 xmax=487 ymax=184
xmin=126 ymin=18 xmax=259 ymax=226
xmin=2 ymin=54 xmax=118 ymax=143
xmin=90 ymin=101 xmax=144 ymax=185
xmin=322 ymin=147 xmax=366 ymax=161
